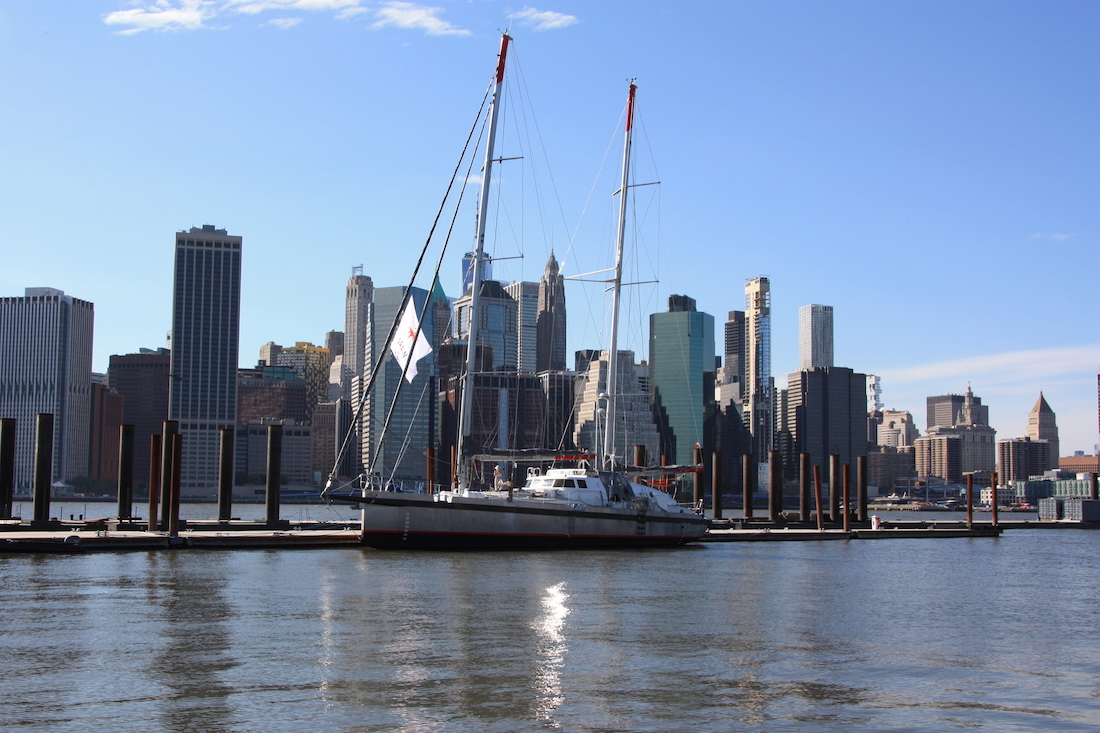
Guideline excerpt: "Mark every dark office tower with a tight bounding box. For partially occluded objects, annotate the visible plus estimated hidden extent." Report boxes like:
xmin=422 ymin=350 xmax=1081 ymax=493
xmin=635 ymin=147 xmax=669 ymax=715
xmin=927 ymin=391 xmax=988 ymax=430
xmin=0 ymin=288 xmax=94 ymax=489
xmin=343 ymin=267 xmax=374 ymax=399
xmin=324 ymin=331 xmax=344 ymax=360
xmin=718 ymin=310 xmax=746 ymax=406
xmin=785 ymin=366 xmax=869 ymax=475
xmin=169 ymin=225 xmax=242 ymax=491
xmin=536 ymin=253 xmax=567 ymax=372
xmin=88 ymin=378 xmax=124 ymax=482
xmin=649 ymin=294 xmax=715 ymax=466
xmin=108 ymin=349 xmax=170 ymax=489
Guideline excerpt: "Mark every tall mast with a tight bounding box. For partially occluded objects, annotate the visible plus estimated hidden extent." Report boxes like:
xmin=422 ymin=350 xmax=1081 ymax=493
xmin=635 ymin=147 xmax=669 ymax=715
xmin=458 ymin=33 xmax=510 ymax=491
xmin=602 ymin=80 xmax=636 ymax=472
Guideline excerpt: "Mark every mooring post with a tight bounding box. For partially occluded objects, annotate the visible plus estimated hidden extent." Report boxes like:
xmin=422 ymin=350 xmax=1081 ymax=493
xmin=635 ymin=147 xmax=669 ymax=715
xmin=842 ymin=463 xmax=851 ymax=532
xmin=813 ymin=464 xmax=824 ymax=532
xmin=828 ymin=454 xmax=840 ymax=524
xmin=168 ymin=433 xmax=182 ymax=537
xmin=711 ymin=451 xmax=723 ymax=519
xmin=147 ymin=434 xmax=161 ymax=532
xmin=265 ymin=424 xmax=283 ymax=526
xmin=634 ymin=444 xmax=646 ymax=468
xmin=218 ymin=428 xmax=234 ymax=521
xmin=1090 ymin=472 xmax=1098 ymax=501
xmin=158 ymin=421 xmax=179 ymax=530
xmin=857 ymin=455 xmax=868 ymax=523
xmin=966 ymin=473 xmax=974 ymax=528
xmin=117 ymin=424 xmax=135 ymax=520
xmin=426 ymin=446 xmax=436 ymax=495
xmin=0 ymin=418 xmax=15 ymax=519
xmin=692 ymin=446 xmax=704 ymax=508
xmin=799 ymin=453 xmax=810 ymax=523
xmin=743 ymin=453 xmax=754 ymax=520
xmin=991 ymin=471 xmax=999 ymax=527
xmin=768 ymin=450 xmax=782 ymax=521
xmin=661 ymin=454 xmax=669 ymax=467
xmin=32 ymin=413 xmax=54 ymax=525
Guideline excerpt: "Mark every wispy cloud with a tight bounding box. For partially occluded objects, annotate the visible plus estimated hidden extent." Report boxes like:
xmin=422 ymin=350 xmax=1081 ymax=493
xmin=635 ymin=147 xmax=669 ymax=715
xmin=371 ymin=2 xmax=469 ymax=35
xmin=510 ymin=6 xmax=577 ymax=31
xmin=879 ymin=345 xmax=1100 ymax=387
xmin=225 ymin=0 xmax=361 ymax=15
xmin=266 ymin=16 xmax=303 ymax=28
xmin=103 ymin=1 xmax=218 ymax=35
xmin=1030 ymin=232 xmax=1074 ymax=241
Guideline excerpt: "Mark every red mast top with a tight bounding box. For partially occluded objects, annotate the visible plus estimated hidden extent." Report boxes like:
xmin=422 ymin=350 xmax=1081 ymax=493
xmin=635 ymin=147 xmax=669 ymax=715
xmin=625 ymin=81 xmax=636 ymax=132
xmin=496 ymin=35 xmax=511 ymax=84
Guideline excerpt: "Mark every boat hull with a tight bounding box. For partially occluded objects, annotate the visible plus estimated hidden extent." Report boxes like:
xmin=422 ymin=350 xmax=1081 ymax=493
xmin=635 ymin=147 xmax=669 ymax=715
xmin=358 ymin=492 xmax=708 ymax=550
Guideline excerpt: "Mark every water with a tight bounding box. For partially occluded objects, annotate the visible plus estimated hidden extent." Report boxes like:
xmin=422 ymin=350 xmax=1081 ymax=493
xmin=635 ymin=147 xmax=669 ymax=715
xmin=10 ymin=501 xmax=361 ymax=524
xmin=2 ymin=525 xmax=1097 ymax=731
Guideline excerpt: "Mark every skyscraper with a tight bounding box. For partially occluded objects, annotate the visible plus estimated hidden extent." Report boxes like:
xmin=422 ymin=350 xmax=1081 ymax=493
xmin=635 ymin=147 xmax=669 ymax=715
xmin=343 ymin=268 xmax=374 ymax=399
xmin=504 ymin=280 xmax=539 ymax=374
xmin=785 ymin=366 xmax=869 ymax=474
xmin=922 ymin=385 xmax=996 ymax=476
xmin=169 ymin=225 xmax=242 ymax=491
xmin=799 ymin=304 xmax=834 ymax=370
xmin=744 ymin=277 xmax=772 ymax=462
xmin=1025 ymin=393 xmax=1059 ymax=468
xmin=574 ymin=350 xmax=659 ymax=463
xmin=649 ymin=294 xmax=715 ymax=466
xmin=0 ymin=287 xmax=93 ymax=489
xmin=454 ymin=281 xmax=518 ymax=372
xmin=536 ymin=252 xmax=567 ymax=373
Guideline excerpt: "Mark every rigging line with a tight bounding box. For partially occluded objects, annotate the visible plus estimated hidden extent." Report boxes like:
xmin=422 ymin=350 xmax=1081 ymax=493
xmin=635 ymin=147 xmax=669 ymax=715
xmin=328 ymin=82 xmax=492 ymax=491
xmin=367 ymin=109 xmax=486 ymax=479
xmin=562 ymin=103 xmax=627 ymax=273
xmin=386 ymin=377 xmax=432 ymax=485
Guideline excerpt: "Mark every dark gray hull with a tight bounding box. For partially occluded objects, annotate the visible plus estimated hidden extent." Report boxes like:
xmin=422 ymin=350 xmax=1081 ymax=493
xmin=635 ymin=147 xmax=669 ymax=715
xmin=358 ymin=491 xmax=709 ymax=550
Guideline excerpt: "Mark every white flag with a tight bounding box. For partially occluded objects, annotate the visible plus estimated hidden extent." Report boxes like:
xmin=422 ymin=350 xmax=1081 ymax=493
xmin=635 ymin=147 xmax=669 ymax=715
xmin=389 ymin=301 xmax=433 ymax=382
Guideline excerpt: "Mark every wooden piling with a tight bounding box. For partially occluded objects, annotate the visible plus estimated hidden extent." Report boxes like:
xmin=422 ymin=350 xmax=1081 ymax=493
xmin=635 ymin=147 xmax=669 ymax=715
xmin=991 ymin=471 xmax=999 ymax=527
xmin=32 ymin=413 xmax=53 ymax=525
xmin=842 ymin=463 xmax=851 ymax=532
xmin=168 ymin=433 xmax=182 ymax=537
xmin=158 ymin=421 xmax=179 ymax=530
xmin=711 ymin=451 xmax=723 ymax=519
xmin=1091 ymin=472 xmax=1098 ymax=501
xmin=743 ymin=453 xmax=754 ymax=520
xmin=634 ymin=444 xmax=646 ymax=468
xmin=813 ymin=464 xmax=824 ymax=532
xmin=265 ymin=424 xmax=283 ymax=526
xmin=0 ymin=418 xmax=15 ymax=519
xmin=966 ymin=473 xmax=974 ymax=528
xmin=799 ymin=453 xmax=810 ymax=523
xmin=828 ymin=454 xmax=840 ymax=524
xmin=768 ymin=450 xmax=782 ymax=521
xmin=218 ymin=428 xmax=234 ymax=521
xmin=116 ymin=424 xmax=135 ymax=520
xmin=693 ymin=446 xmax=704 ymax=507
xmin=147 ymin=434 xmax=161 ymax=532
xmin=450 ymin=445 xmax=458 ymax=488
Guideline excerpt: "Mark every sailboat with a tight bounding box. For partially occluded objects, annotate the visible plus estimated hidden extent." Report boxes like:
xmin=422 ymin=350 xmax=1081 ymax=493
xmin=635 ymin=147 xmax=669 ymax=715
xmin=341 ymin=34 xmax=708 ymax=549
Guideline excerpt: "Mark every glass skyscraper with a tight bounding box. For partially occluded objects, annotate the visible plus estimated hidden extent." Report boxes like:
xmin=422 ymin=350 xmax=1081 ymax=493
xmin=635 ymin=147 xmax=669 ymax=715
xmin=169 ymin=225 xmax=241 ymax=491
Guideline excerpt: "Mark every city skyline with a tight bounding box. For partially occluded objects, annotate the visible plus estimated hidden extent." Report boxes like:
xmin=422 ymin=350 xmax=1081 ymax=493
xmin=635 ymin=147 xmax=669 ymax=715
xmin=0 ymin=2 xmax=1096 ymax=452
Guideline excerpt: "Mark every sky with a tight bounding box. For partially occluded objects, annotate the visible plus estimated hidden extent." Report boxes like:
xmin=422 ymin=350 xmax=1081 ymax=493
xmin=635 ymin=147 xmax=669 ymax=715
xmin=1 ymin=1 xmax=1097 ymax=454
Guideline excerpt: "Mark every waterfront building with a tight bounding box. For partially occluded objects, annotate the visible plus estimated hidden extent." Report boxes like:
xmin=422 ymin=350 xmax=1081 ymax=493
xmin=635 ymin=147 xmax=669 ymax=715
xmin=237 ymin=363 xmax=308 ymax=424
xmin=0 ymin=287 xmax=94 ymax=489
xmin=997 ymin=437 xmax=1052 ymax=486
xmin=107 ymin=348 xmax=170 ymax=489
xmin=504 ymin=281 xmax=539 ymax=374
xmin=867 ymin=447 xmax=916 ymax=494
xmin=276 ymin=342 xmax=330 ymax=421
xmin=536 ymin=253 xmax=567 ymax=373
xmin=453 ymin=280 xmax=518 ymax=372
xmin=169 ymin=225 xmax=242 ymax=492
xmin=88 ymin=377 xmax=124 ymax=482
xmin=573 ymin=350 xmax=660 ymax=464
xmin=236 ymin=419 xmax=313 ymax=486
xmin=649 ymin=295 xmax=716 ymax=466
xmin=914 ymin=433 xmax=964 ymax=484
xmin=744 ymin=277 xmax=772 ymax=462
xmin=784 ymin=366 xmax=869 ymax=477
xmin=343 ymin=268 xmax=373 ymax=400
xmin=798 ymin=304 xmax=833 ymax=371
xmin=1060 ymin=454 xmax=1099 ymax=473
xmin=1025 ymin=393 xmax=1059 ymax=470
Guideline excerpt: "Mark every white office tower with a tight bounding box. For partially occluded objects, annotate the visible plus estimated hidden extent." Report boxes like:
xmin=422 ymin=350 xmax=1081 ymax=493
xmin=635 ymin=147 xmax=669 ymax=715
xmin=798 ymin=303 xmax=834 ymax=370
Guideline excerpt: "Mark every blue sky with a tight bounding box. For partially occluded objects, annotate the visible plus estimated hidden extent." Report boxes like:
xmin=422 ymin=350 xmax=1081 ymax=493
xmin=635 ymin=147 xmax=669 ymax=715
xmin=1 ymin=1 xmax=1097 ymax=453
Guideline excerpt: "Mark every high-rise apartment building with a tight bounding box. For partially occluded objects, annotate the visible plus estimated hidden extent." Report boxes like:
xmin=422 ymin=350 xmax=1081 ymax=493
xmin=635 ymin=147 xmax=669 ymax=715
xmin=343 ymin=268 xmax=373 ymax=399
xmin=744 ymin=277 xmax=772 ymax=462
xmin=997 ymin=437 xmax=1052 ymax=485
xmin=277 ymin=342 xmax=330 ymax=421
xmin=0 ymin=287 xmax=94 ymax=489
xmin=169 ymin=225 xmax=242 ymax=491
xmin=1025 ymin=393 xmax=1059 ymax=469
xmin=504 ymin=281 xmax=539 ymax=374
xmin=107 ymin=348 xmax=170 ymax=488
xmin=536 ymin=252 xmax=567 ymax=373
xmin=649 ymin=295 xmax=716 ymax=466
xmin=798 ymin=304 xmax=834 ymax=370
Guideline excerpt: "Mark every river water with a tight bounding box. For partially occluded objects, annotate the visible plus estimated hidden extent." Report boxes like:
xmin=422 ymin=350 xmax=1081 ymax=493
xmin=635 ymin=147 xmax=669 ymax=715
xmin=2 ymin=510 xmax=1097 ymax=732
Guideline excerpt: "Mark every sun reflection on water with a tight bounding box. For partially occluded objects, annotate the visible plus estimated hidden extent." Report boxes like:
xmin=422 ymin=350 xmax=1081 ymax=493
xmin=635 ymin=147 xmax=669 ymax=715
xmin=532 ymin=581 xmax=570 ymax=726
